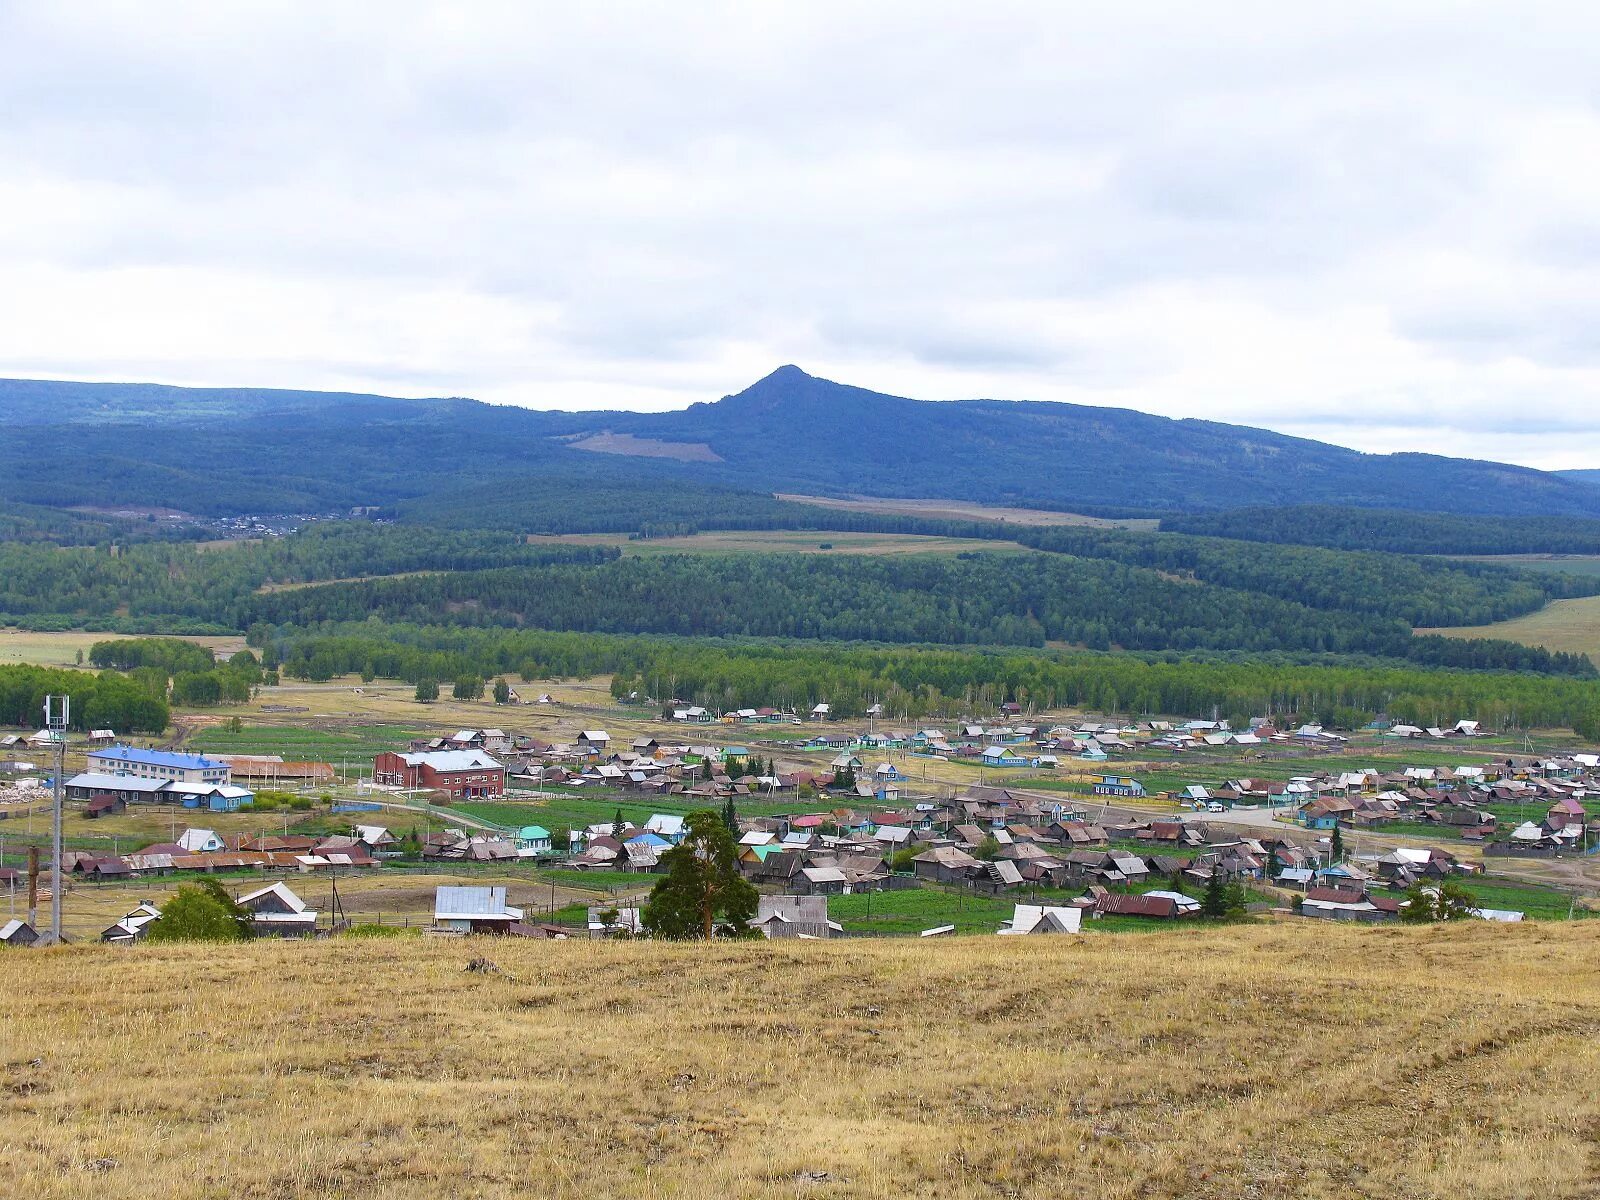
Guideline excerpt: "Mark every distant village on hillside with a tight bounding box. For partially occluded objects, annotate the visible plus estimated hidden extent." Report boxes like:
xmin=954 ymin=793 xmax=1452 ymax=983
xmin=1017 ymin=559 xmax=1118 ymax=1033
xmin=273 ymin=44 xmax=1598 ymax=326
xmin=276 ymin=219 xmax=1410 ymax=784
xmin=3 ymin=700 xmax=1595 ymax=946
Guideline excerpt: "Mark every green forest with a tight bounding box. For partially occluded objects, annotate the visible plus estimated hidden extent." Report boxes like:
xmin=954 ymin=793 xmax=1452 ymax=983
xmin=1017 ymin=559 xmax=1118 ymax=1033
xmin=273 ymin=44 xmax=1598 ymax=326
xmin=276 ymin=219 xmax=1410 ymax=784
xmin=0 ymin=664 xmax=170 ymax=733
xmin=0 ymin=525 xmax=617 ymax=630
xmin=239 ymin=550 xmax=1593 ymax=673
xmin=1163 ymin=505 xmax=1600 ymax=555
xmin=1 ymin=517 xmax=1594 ymax=675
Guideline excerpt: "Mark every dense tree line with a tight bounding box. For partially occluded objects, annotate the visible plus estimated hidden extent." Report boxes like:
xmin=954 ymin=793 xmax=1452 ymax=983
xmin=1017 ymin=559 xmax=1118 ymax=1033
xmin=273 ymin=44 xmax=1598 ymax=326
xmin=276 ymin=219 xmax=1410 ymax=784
xmin=86 ymin=638 xmax=266 ymax=707
xmin=243 ymin=622 xmax=1600 ymax=736
xmin=1012 ymin=526 xmax=1597 ymax=626
xmin=0 ymin=525 xmax=616 ymax=627
xmin=89 ymin=637 xmax=218 ymax=674
xmin=1162 ymin=505 xmax=1600 ymax=555
xmin=0 ymin=664 xmax=169 ymax=734
xmin=242 ymin=552 xmax=1411 ymax=655
xmin=397 ymin=477 xmax=1019 ymax=540
xmin=238 ymin=552 xmax=1594 ymax=673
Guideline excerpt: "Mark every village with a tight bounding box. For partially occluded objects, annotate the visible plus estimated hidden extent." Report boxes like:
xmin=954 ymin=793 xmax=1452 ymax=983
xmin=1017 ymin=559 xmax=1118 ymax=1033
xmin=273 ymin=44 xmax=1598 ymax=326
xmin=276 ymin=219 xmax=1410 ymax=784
xmin=2 ymin=696 xmax=1595 ymax=947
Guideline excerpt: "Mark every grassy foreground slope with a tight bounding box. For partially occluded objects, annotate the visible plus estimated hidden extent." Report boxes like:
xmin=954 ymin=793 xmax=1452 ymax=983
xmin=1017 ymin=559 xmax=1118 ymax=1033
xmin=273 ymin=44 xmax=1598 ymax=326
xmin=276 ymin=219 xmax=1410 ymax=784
xmin=4 ymin=926 xmax=1600 ymax=1199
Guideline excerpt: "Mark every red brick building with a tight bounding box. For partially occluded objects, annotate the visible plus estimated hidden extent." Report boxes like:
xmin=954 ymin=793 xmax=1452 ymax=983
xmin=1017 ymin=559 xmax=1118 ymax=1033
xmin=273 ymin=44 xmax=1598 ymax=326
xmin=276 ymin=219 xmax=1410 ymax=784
xmin=372 ymin=749 xmax=505 ymax=799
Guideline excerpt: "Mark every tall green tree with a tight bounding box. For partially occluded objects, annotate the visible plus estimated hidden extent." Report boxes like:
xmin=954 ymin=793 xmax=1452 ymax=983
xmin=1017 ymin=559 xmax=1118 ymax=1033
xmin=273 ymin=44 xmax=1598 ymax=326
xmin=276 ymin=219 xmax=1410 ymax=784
xmin=145 ymin=879 xmax=251 ymax=943
xmin=492 ymin=677 xmax=511 ymax=704
xmin=1400 ymin=881 xmax=1479 ymax=922
xmin=721 ymin=795 xmax=738 ymax=834
xmin=414 ymin=678 xmax=439 ymax=702
xmin=641 ymin=809 xmax=758 ymax=940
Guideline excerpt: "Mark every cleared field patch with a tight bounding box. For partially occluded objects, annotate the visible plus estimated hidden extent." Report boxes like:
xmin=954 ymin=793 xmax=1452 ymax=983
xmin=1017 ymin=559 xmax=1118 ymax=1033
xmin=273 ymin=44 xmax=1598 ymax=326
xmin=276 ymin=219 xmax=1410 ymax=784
xmin=778 ymin=493 xmax=1160 ymax=529
xmin=0 ymin=627 xmax=245 ymax=669
xmin=526 ymin=529 xmax=1031 ymax=556
xmin=186 ymin=721 xmax=425 ymax=764
xmin=568 ymin=430 xmax=724 ymax=461
xmin=1420 ymin=593 xmax=1600 ymax=662
xmin=3 ymin=924 xmax=1599 ymax=1199
xmin=829 ymin=886 xmax=1015 ymax=934
xmin=453 ymin=791 xmax=808 ymax=836
xmin=255 ymin=569 xmax=440 ymax=594
xmin=1444 ymin=553 xmax=1600 ymax=579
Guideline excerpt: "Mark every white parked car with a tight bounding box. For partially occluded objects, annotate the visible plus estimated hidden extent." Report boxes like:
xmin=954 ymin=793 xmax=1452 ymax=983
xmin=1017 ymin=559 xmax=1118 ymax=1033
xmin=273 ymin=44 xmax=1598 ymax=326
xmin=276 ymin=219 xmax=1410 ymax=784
xmin=1207 ymin=801 xmax=1225 ymax=813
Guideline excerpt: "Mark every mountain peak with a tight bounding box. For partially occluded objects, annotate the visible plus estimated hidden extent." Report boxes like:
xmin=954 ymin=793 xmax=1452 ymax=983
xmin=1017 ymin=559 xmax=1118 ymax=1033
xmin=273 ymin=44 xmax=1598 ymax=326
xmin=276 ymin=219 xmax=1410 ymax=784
xmin=717 ymin=364 xmax=829 ymax=409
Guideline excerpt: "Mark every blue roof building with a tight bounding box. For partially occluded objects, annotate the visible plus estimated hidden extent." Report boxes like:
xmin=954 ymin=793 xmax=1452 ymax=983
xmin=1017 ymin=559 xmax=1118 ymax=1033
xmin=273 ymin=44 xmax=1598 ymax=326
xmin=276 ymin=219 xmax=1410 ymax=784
xmin=85 ymin=745 xmax=231 ymax=787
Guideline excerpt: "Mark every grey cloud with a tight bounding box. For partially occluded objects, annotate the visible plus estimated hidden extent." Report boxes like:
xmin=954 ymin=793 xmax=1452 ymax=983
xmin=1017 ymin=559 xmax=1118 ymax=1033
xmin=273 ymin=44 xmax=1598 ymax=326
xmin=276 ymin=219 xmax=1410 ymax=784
xmin=2 ymin=3 xmax=1600 ymax=467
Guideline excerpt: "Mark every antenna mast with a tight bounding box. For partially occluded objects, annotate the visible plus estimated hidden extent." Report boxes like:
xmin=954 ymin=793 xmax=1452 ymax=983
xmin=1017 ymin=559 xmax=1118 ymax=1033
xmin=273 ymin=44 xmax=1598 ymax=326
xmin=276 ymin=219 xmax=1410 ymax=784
xmin=44 ymin=694 xmax=69 ymax=944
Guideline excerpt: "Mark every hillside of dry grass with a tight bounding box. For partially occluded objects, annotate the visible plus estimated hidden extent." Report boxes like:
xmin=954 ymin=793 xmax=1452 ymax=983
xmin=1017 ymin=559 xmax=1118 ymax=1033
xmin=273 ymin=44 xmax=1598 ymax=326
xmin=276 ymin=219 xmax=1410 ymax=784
xmin=3 ymin=923 xmax=1599 ymax=1199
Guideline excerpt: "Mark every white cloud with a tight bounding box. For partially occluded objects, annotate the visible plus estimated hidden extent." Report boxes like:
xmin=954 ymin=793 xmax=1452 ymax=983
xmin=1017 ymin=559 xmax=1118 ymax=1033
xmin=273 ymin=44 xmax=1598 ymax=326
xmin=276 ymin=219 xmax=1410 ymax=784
xmin=1 ymin=1 xmax=1599 ymax=467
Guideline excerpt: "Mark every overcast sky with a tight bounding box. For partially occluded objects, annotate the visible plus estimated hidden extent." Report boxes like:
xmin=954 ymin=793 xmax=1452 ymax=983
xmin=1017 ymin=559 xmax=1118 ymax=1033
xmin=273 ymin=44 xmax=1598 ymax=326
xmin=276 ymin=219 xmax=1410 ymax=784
xmin=2 ymin=2 xmax=1598 ymax=468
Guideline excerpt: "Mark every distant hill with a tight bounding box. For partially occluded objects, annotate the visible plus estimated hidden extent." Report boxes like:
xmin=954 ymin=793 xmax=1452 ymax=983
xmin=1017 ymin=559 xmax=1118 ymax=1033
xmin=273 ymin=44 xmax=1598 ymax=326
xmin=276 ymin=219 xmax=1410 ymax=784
xmin=2 ymin=369 xmax=1599 ymax=519
xmin=0 ymin=378 xmax=467 ymax=425
xmin=613 ymin=366 xmax=1600 ymax=517
xmin=1559 ymin=469 xmax=1600 ymax=488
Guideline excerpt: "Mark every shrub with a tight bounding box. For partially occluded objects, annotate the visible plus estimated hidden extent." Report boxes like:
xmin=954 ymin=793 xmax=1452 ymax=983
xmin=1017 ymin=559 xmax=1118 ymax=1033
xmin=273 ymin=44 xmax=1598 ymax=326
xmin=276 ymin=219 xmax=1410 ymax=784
xmin=144 ymin=879 xmax=250 ymax=943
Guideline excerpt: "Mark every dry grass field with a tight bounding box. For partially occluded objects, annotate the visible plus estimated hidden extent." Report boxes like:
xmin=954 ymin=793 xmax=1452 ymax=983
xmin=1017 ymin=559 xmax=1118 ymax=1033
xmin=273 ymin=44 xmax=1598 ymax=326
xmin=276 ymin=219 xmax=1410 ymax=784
xmin=2 ymin=923 xmax=1598 ymax=1199
xmin=1445 ymin=554 xmax=1600 ymax=580
xmin=526 ymin=529 xmax=1031 ymax=556
xmin=778 ymin=494 xmax=1161 ymax=529
xmin=0 ymin=627 xmax=246 ymax=669
xmin=1421 ymin=593 xmax=1600 ymax=663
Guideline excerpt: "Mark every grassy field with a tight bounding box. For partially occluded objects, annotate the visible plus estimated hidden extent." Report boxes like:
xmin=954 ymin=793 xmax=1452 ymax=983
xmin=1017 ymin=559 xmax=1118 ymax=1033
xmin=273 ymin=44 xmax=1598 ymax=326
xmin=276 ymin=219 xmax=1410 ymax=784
xmin=1421 ymin=593 xmax=1600 ymax=662
xmin=453 ymin=792 xmax=809 ymax=835
xmin=1445 ymin=553 xmax=1600 ymax=579
xmin=3 ymin=924 xmax=1599 ymax=1198
xmin=187 ymin=722 xmax=426 ymax=763
xmin=778 ymin=493 xmax=1161 ymax=529
xmin=526 ymin=528 xmax=1033 ymax=556
xmin=829 ymin=886 xmax=1016 ymax=934
xmin=1462 ymin=879 xmax=1591 ymax=920
xmin=0 ymin=627 xmax=246 ymax=669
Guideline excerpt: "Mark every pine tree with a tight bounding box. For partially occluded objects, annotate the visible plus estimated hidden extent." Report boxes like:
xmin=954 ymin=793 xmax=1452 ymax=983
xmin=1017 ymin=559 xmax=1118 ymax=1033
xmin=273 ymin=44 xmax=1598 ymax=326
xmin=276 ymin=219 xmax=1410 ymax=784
xmin=641 ymin=810 xmax=758 ymax=939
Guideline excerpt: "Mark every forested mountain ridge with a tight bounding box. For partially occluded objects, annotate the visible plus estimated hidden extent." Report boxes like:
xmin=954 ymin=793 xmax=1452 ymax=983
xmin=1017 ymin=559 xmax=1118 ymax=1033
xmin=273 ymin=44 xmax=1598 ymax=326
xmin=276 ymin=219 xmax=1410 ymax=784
xmin=3 ymin=370 xmax=1599 ymax=519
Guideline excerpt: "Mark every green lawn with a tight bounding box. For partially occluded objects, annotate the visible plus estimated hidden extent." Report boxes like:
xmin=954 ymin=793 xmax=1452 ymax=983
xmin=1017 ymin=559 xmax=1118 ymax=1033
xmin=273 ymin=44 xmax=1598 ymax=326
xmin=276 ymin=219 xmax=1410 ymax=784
xmin=1477 ymin=802 xmax=1554 ymax=825
xmin=828 ymin=887 xmax=1015 ymax=935
xmin=188 ymin=723 xmax=424 ymax=765
xmin=826 ymin=883 xmax=1268 ymax=936
xmin=537 ymin=868 xmax=652 ymax=891
xmin=1443 ymin=554 xmax=1600 ymax=579
xmin=454 ymin=792 xmax=809 ymax=835
xmin=1461 ymin=879 xmax=1593 ymax=920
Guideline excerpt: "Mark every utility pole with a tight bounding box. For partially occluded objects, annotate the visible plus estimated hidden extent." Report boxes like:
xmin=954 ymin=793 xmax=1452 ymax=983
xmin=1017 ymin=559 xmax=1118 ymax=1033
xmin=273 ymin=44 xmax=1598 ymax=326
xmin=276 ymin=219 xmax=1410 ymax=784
xmin=27 ymin=844 xmax=40 ymax=927
xmin=45 ymin=694 xmax=68 ymax=944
